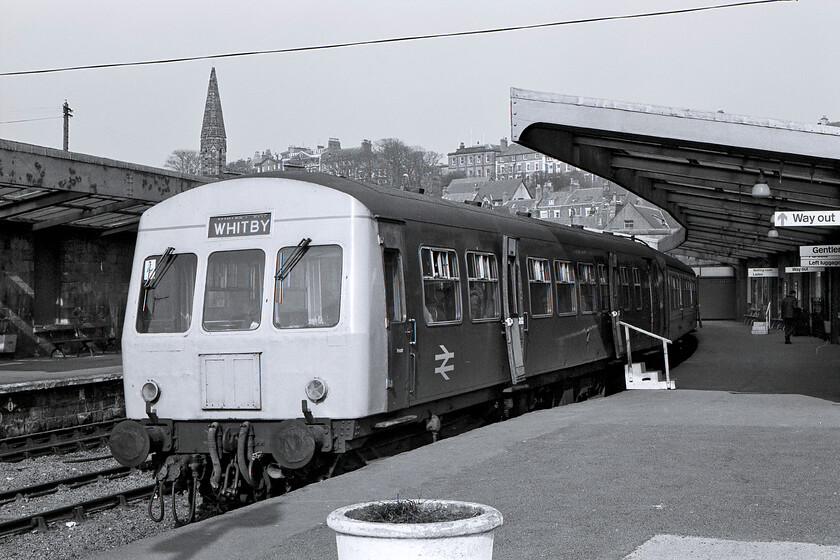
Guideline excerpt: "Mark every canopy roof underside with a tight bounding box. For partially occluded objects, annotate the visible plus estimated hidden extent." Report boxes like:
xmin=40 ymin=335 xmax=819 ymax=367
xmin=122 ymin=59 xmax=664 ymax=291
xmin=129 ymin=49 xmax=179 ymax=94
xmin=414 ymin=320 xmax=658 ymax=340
xmin=511 ymin=88 xmax=840 ymax=265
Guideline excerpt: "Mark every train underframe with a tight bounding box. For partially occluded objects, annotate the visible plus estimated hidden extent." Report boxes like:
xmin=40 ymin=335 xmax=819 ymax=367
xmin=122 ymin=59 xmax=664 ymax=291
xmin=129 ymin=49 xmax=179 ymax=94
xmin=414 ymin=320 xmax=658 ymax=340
xmin=111 ymin=359 xmax=622 ymax=526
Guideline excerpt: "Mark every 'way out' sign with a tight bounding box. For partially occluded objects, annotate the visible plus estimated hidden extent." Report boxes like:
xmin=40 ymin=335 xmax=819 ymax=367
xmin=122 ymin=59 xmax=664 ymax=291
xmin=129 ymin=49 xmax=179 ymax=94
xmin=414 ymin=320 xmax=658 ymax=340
xmin=774 ymin=211 xmax=840 ymax=227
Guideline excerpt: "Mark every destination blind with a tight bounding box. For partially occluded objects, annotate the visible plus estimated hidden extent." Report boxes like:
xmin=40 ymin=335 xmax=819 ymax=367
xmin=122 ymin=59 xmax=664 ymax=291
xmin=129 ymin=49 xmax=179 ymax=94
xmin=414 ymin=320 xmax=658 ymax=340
xmin=208 ymin=212 xmax=272 ymax=238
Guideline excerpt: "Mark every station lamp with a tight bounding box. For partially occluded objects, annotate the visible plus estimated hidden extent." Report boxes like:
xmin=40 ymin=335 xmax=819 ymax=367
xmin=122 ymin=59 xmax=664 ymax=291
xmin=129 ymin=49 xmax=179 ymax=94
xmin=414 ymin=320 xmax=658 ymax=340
xmin=751 ymin=171 xmax=771 ymax=198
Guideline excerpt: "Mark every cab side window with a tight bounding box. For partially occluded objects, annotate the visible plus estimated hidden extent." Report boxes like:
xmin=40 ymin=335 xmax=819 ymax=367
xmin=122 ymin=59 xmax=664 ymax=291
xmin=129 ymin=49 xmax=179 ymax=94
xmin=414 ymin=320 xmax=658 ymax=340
xmin=383 ymin=249 xmax=405 ymax=325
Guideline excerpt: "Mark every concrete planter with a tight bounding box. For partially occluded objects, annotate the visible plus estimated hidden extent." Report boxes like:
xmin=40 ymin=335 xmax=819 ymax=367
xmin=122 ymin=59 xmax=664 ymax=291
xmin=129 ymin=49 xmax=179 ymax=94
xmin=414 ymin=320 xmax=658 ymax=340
xmin=327 ymin=499 xmax=503 ymax=560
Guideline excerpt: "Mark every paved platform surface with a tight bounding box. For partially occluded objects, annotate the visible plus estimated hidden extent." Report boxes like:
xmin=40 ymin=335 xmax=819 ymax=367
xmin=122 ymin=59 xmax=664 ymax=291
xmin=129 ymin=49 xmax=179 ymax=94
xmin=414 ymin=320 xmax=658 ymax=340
xmin=0 ymin=354 xmax=122 ymax=393
xmin=86 ymin=321 xmax=840 ymax=560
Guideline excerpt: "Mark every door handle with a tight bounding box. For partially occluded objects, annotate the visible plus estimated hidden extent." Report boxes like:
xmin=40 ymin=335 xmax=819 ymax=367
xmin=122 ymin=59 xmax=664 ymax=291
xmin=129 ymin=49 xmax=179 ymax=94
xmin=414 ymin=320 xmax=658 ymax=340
xmin=406 ymin=319 xmax=416 ymax=346
xmin=409 ymin=352 xmax=416 ymax=395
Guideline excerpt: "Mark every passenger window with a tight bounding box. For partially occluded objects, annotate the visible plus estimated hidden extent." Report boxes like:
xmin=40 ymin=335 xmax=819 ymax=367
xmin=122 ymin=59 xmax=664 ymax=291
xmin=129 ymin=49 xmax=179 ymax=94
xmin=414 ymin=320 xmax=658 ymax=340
xmin=383 ymin=249 xmax=405 ymax=324
xmin=136 ymin=251 xmax=197 ymax=334
xmin=633 ymin=268 xmax=643 ymax=311
xmin=578 ymin=263 xmax=597 ymax=314
xmin=554 ymin=260 xmax=576 ymax=315
xmin=619 ymin=266 xmax=631 ymax=310
xmin=274 ymin=245 xmax=342 ymax=328
xmin=597 ymin=263 xmax=609 ymax=311
xmin=466 ymin=251 xmax=500 ymax=322
xmin=527 ymin=258 xmax=552 ymax=317
xmin=669 ymin=274 xmax=680 ymax=310
xmin=420 ymin=247 xmax=461 ymax=325
xmin=203 ymin=249 xmax=265 ymax=332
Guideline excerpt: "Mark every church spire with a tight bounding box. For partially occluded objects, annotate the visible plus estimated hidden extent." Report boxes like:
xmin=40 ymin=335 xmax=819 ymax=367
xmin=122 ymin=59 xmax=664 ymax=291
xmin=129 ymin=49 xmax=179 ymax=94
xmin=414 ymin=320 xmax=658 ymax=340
xmin=200 ymin=67 xmax=227 ymax=177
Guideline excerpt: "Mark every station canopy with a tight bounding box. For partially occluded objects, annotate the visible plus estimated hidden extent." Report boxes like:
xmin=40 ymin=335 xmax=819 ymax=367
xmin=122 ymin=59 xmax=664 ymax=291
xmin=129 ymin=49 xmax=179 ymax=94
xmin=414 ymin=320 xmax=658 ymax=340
xmin=511 ymin=88 xmax=840 ymax=265
xmin=0 ymin=139 xmax=207 ymax=234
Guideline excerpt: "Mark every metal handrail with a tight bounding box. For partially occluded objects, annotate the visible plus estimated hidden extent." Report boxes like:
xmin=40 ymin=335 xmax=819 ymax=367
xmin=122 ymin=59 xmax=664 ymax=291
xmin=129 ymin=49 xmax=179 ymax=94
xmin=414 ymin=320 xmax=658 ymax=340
xmin=618 ymin=320 xmax=674 ymax=387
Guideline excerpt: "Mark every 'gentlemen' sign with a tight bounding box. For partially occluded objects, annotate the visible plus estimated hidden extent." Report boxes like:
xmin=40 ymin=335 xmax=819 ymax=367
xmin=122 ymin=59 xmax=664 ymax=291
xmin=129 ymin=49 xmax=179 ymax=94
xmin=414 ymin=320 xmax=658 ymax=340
xmin=208 ymin=213 xmax=272 ymax=238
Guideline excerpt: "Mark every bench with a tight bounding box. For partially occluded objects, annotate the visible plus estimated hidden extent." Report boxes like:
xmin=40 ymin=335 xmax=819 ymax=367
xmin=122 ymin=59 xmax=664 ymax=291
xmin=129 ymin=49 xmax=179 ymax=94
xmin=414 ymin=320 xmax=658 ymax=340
xmin=34 ymin=322 xmax=119 ymax=358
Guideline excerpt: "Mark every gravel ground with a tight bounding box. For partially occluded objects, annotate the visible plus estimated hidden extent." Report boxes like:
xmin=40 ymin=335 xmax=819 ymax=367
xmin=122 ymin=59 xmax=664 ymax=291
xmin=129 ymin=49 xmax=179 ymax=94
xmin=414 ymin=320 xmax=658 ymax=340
xmin=0 ymin=447 xmax=206 ymax=560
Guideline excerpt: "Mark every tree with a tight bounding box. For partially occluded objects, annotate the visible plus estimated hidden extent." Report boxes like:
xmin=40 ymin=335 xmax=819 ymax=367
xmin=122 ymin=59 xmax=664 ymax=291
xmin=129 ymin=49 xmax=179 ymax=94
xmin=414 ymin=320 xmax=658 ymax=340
xmin=225 ymin=158 xmax=252 ymax=175
xmin=375 ymin=138 xmax=412 ymax=189
xmin=374 ymin=138 xmax=441 ymax=192
xmin=164 ymin=149 xmax=201 ymax=175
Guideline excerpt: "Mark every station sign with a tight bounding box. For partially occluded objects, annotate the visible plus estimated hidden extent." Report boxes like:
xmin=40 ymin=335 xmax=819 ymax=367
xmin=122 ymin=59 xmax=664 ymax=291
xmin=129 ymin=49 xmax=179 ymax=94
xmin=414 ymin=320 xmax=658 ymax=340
xmin=774 ymin=211 xmax=840 ymax=227
xmin=748 ymin=268 xmax=778 ymax=278
xmin=785 ymin=266 xmax=825 ymax=273
xmin=800 ymin=258 xmax=840 ymax=267
xmin=799 ymin=245 xmax=840 ymax=258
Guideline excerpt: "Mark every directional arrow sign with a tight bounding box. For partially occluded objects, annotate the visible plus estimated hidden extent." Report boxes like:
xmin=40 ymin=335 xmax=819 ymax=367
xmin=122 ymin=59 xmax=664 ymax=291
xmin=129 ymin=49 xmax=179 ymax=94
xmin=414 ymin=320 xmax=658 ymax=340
xmin=774 ymin=211 xmax=840 ymax=227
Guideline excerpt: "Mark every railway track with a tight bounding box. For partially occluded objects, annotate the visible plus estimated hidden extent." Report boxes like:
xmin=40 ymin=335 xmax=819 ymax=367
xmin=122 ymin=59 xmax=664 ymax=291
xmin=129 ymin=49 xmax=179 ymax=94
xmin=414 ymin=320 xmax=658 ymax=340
xmin=0 ymin=483 xmax=155 ymax=538
xmin=0 ymin=419 xmax=121 ymax=462
xmin=0 ymin=466 xmax=137 ymax=506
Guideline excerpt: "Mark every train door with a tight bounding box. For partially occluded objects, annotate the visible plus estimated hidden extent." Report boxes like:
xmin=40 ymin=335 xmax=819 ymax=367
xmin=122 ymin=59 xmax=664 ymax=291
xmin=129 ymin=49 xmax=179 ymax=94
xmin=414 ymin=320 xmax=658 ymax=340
xmin=608 ymin=252 xmax=624 ymax=357
xmin=649 ymin=260 xmax=665 ymax=335
xmin=377 ymin=220 xmax=412 ymax=411
xmin=502 ymin=236 xmax=526 ymax=384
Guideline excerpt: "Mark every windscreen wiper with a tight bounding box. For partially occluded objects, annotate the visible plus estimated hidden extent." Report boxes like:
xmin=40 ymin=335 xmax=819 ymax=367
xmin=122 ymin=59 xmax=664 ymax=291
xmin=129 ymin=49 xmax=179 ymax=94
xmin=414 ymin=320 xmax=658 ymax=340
xmin=143 ymin=247 xmax=176 ymax=290
xmin=276 ymin=238 xmax=312 ymax=281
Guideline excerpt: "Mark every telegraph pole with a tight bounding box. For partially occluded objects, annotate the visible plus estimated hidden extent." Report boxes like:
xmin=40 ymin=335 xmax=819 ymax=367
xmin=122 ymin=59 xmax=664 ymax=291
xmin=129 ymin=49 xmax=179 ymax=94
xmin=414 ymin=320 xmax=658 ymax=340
xmin=62 ymin=100 xmax=73 ymax=151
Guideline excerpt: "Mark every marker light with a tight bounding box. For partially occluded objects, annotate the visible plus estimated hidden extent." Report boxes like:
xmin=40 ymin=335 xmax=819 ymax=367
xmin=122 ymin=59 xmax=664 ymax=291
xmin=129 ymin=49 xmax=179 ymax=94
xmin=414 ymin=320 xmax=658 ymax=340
xmin=141 ymin=381 xmax=161 ymax=403
xmin=305 ymin=378 xmax=328 ymax=403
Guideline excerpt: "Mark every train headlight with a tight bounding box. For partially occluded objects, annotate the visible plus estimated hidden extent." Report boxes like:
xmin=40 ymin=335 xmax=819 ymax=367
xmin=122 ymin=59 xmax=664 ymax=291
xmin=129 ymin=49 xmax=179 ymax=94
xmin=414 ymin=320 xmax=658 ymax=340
xmin=141 ymin=381 xmax=161 ymax=404
xmin=305 ymin=378 xmax=328 ymax=403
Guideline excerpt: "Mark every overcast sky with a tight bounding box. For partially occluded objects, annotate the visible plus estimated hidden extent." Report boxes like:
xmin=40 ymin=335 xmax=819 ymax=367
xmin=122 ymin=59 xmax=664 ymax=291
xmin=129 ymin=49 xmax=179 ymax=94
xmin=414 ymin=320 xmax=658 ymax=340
xmin=1 ymin=0 xmax=838 ymax=169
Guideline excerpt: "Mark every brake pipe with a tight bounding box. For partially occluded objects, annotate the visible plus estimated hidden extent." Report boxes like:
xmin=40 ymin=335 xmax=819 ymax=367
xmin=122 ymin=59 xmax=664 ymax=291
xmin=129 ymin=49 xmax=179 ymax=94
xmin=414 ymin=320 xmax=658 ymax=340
xmin=208 ymin=422 xmax=222 ymax=490
xmin=237 ymin=422 xmax=254 ymax=488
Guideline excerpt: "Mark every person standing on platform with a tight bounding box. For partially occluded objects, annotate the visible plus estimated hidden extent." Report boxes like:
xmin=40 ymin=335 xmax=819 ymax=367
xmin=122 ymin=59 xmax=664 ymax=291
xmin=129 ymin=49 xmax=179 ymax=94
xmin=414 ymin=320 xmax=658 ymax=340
xmin=782 ymin=290 xmax=798 ymax=344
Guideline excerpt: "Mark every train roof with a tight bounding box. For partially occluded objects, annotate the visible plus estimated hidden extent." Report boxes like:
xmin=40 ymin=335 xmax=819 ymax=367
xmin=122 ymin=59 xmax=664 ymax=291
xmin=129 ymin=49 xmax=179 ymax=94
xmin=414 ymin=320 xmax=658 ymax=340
xmin=201 ymin=171 xmax=694 ymax=274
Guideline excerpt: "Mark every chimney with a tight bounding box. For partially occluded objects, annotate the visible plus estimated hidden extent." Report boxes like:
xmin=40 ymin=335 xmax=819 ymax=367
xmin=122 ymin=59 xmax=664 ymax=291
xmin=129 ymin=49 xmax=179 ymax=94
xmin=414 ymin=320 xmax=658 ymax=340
xmin=459 ymin=142 xmax=465 ymax=150
xmin=328 ymin=138 xmax=341 ymax=151
xmin=500 ymin=138 xmax=508 ymax=150
xmin=361 ymin=139 xmax=372 ymax=152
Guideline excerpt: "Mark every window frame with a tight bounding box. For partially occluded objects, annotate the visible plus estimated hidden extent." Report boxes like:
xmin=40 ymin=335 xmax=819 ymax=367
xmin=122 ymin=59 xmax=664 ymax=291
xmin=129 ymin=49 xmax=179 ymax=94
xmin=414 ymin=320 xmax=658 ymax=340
xmin=619 ymin=266 xmax=631 ymax=311
xmin=273 ymin=244 xmax=343 ymax=329
xmin=419 ymin=246 xmax=462 ymax=326
xmin=136 ymin=251 xmax=198 ymax=334
xmin=466 ymin=251 xmax=501 ymax=322
xmin=554 ymin=260 xmax=577 ymax=316
xmin=632 ymin=267 xmax=643 ymax=311
xmin=527 ymin=257 xmax=553 ymax=318
xmin=203 ymin=248 xmax=266 ymax=332
xmin=577 ymin=262 xmax=597 ymax=314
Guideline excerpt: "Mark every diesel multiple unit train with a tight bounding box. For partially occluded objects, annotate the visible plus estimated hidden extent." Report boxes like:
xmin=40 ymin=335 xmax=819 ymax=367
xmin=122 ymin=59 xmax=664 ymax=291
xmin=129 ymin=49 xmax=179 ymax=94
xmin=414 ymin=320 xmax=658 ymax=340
xmin=109 ymin=171 xmax=698 ymax=521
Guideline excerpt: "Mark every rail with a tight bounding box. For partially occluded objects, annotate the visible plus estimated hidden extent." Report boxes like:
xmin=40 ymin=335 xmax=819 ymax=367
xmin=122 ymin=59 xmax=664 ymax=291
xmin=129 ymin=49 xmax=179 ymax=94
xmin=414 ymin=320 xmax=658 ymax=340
xmin=618 ymin=320 xmax=673 ymax=387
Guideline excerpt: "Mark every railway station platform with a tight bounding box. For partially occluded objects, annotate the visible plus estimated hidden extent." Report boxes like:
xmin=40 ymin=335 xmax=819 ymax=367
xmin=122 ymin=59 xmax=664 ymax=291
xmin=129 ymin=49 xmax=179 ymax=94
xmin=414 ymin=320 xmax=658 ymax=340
xmin=0 ymin=354 xmax=123 ymax=439
xmin=91 ymin=321 xmax=840 ymax=560
xmin=0 ymin=354 xmax=122 ymax=392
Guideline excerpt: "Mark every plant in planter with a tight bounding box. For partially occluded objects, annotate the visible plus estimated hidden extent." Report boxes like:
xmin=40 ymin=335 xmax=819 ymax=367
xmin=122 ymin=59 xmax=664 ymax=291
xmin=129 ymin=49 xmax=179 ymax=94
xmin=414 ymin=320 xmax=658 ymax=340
xmin=327 ymin=499 xmax=503 ymax=560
